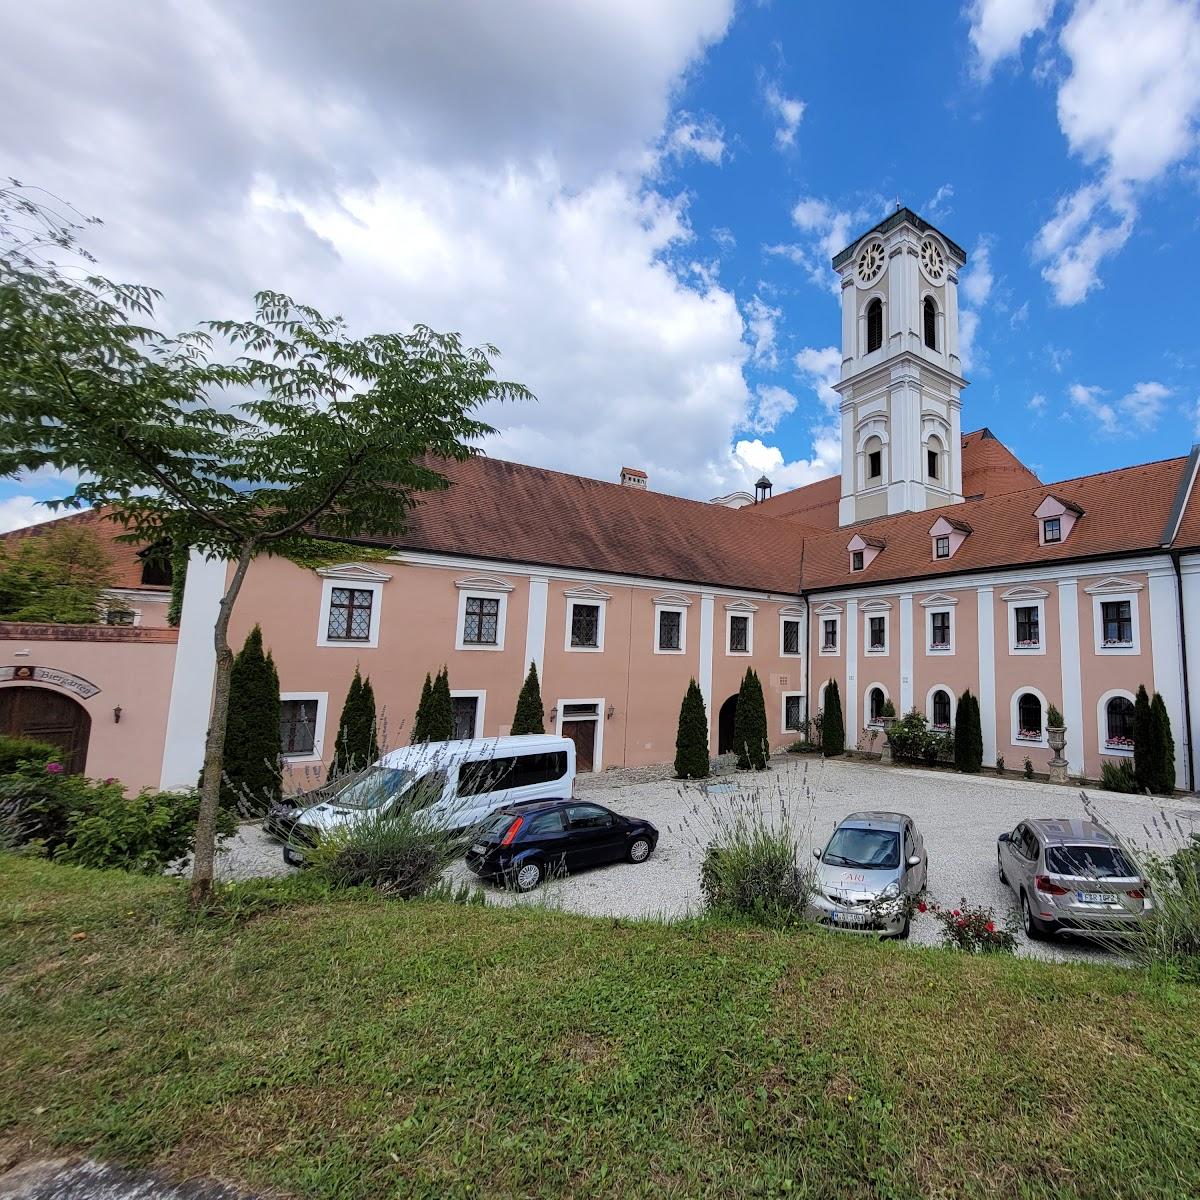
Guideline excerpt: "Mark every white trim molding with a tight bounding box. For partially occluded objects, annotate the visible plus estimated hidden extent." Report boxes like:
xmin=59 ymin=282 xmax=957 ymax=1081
xmin=780 ymin=606 xmax=804 ymax=658
xmin=1002 ymin=586 xmax=1048 ymax=656
xmin=781 ymin=690 xmax=805 ymax=734
xmin=862 ymin=601 xmax=890 ymax=656
xmin=450 ymin=688 xmax=487 ymax=739
xmin=925 ymin=603 xmax=955 ymax=655
xmin=455 ymin=586 xmax=509 ymax=652
xmin=524 ymin=575 xmax=548 ymax=678
xmin=925 ymin=684 xmax=956 ymax=732
xmin=453 ymin=572 xmax=515 ymax=592
xmin=653 ymin=600 xmax=688 ymax=655
xmin=315 ymin=562 xmax=394 ymax=583
xmin=977 ymin=587 xmax=996 ymax=767
xmin=1058 ymin=578 xmax=1084 ymax=775
xmin=317 ymin=576 xmax=385 ymax=649
xmin=554 ymin=696 xmax=605 ymax=773
xmin=565 ymin=594 xmax=608 ymax=653
xmin=899 ymin=593 xmax=914 ymax=712
xmin=725 ymin=600 xmax=756 ymax=656
xmin=1096 ymin=688 xmax=1136 ymax=759
xmin=1089 ymin=588 xmax=1142 ymax=656
xmin=699 ymin=593 xmax=715 ymax=750
xmin=864 ymin=681 xmax=890 ymax=726
xmin=1147 ymin=565 xmax=1188 ymax=789
xmin=279 ymin=691 xmax=329 ymax=764
xmin=1010 ymin=685 xmax=1049 ymax=751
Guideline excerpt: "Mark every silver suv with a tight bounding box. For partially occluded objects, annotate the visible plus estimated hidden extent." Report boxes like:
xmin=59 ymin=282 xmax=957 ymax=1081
xmin=997 ymin=817 xmax=1152 ymax=940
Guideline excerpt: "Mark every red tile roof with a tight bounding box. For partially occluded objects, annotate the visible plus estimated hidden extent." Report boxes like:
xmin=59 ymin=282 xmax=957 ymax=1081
xmin=1166 ymin=448 xmax=1200 ymax=551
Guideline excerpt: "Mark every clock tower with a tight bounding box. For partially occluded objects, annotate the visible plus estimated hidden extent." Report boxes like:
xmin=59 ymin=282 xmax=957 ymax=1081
xmin=832 ymin=208 xmax=968 ymax=527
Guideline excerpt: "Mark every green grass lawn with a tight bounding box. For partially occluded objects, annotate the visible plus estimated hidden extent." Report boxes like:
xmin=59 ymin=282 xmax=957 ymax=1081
xmin=2 ymin=856 xmax=1199 ymax=1200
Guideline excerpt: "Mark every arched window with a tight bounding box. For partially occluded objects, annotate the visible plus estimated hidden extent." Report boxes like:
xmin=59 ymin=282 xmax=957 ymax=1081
xmin=863 ymin=434 xmax=883 ymax=484
xmin=1018 ymin=692 xmax=1042 ymax=738
xmin=932 ymin=689 xmax=951 ymax=730
xmin=923 ymin=296 xmax=937 ymax=349
xmin=1106 ymin=696 xmax=1135 ymax=746
xmin=926 ymin=435 xmax=942 ymax=482
xmin=866 ymin=299 xmax=883 ymax=353
xmin=869 ymin=687 xmax=885 ymax=723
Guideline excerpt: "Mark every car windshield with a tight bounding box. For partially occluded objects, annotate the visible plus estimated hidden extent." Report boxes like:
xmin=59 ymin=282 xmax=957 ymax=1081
xmin=822 ymin=827 xmax=900 ymax=869
xmin=1045 ymin=845 xmax=1136 ymax=878
xmin=331 ymin=767 xmax=418 ymax=810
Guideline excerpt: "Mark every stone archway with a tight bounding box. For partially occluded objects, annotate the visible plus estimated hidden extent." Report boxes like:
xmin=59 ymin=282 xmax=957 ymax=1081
xmin=0 ymin=686 xmax=92 ymax=774
xmin=717 ymin=694 xmax=739 ymax=755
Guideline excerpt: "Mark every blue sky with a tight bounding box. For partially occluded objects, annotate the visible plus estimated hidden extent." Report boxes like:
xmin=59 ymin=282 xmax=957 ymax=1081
xmin=2 ymin=0 xmax=1199 ymax=527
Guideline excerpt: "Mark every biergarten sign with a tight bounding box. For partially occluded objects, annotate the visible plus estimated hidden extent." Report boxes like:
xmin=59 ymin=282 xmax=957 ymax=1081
xmin=0 ymin=665 xmax=100 ymax=699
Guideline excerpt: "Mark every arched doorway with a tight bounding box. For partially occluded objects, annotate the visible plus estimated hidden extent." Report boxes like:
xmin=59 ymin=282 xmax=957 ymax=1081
xmin=0 ymin=687 xmax=91 ymax=774
xmin=717 ymin=694 xmax=739 ymax=755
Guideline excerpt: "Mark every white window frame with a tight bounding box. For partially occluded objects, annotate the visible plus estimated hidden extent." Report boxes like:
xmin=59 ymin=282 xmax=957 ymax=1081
xmin=863 ymin=609 xmax=890 ymax=656
xmin=1091 ymin=592 xmax=1141 ymax=656
xmin=449 ymin=689 xmax=486 ymax=739
xmin=779 ymin=612 xmax=803 ymax=658
xmin=1004 ymin=592 xmax=1047 ymax=656
xmin=925 ymin=685 xmax=956 ymax=733
xmin=781 ymin=691 xmax=806 ymax=734
xmin=926 ymin=607 xmax=954 ymax=655
xmin=1010 ymin=686 xmax=1049 ymax=750
xmin=317 ymin=577 xmax=384 ymax=649
xmin=554 ymin=696 xmax=605 ymax=773
xmin=456 ymin=590 xmax=509 ymax=652
xmin=279 ymin=691 xmax=328 ymax=763
xmin=565 ymin=596 xmax=607 ymax=653
xmin=818 ymin=612 xmax=841 ymax=657
xmin=1096 ymin=688 xmax=1136 ymax=758
xmin=864 ymin=682 xmax=890 ymax=727
xmin=653 ymin=604 xmax=688 ymax=655
xmin=725 ymin=607 xmax=755 ymax=656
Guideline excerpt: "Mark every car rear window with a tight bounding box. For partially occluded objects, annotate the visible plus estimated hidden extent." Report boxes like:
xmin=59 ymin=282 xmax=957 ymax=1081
xmin=822 ymin=827 xmax=900 ymax=869
xmin=479 ymin=812 xmax=518 ymax=842
xmin=1045 ymin=845 xmax=1135 ymax=878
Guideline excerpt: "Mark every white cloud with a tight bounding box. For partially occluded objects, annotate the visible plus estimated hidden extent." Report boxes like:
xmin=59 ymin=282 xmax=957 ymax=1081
xmin=763 ymin=82 xmax=805 ymax=148
xmin=958 ymin=237 xmax=995 ymax=372
xmin=925 ymin=182 xmax=955 ymax=218
xmin=1028 ymin=392 xmax=1047 ymax=411
xmin=959 ymin=309 xmax=981 ymax=374
xmin=968 ymin=0 xmax=1055 ymax=76
xmin=1193 ymin=397 xmax=1200 ymax=438
xmin=0 ymin=496 xmax=53 ymax=533
xmin=1010 ymin=300 xmax=1029 ymax=327
xmin=769 ymin=195 xmax=881 ymax=295
xmin=749 ymin=384 xmax=798 ymax=433
xmin=744 ymin=295 xmax=781 ymax=367
xmin=712 ymin=226 xmax=736 ymax=251
xmin=1033 ymin=0 xmax=1200 ymax=304
xmin=665 ymin=113 xmax=726 ymax=165
xmin=1066 ymin=380 xmax=1170 ymax=435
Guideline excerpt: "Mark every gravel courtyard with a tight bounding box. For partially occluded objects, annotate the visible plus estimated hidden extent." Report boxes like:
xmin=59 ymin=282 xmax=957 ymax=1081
xmin=217 ymin=754 xmax=1200 ymax=964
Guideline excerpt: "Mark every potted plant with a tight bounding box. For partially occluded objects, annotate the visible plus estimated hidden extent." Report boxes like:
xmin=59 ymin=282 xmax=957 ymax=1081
xmin=879 ymin=699 xmax=898 ymax=764
xmin=1045 ymin=703 xmax=1067 ymax=783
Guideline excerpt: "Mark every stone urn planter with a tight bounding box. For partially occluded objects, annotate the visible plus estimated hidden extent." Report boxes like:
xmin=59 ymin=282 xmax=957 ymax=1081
xmin=1046 ymin=725 xmax=1068 ymax=783
xmin=880 ymin=714 xmax=897 ymax=764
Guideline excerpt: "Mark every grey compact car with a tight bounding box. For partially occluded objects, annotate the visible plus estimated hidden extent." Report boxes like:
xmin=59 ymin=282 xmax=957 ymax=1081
xmin=997 ymin=817 xmax=1152 ymax=940
xmin=809 ymin=811 xmax=928 ymax=938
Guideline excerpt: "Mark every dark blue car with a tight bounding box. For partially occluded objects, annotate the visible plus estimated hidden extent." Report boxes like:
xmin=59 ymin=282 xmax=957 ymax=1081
xmin=464 ymin=798 xmax=658 ymax=891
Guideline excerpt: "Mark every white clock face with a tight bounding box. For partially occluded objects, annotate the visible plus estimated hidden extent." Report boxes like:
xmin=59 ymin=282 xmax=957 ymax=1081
xmin=856 ymin=240 xmax=885 ymax=286
xmin=920 ymin=238 xmax=946 ymax=284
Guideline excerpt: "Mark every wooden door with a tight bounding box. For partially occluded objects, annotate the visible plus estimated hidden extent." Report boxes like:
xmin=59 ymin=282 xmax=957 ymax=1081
xmin=561 ymin=719 xmax=596 ymax=773
xmin=0 ymin=686 xmax=92 ymax=774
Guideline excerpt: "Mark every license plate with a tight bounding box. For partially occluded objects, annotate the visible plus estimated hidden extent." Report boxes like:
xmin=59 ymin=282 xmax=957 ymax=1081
xmin=833 ymin=911 xmax=867 ymax=927
xmin=1076 ymin=891 xmax=1107 ymax=904
xmin=469 ymin=843 xmax=486 ymax=856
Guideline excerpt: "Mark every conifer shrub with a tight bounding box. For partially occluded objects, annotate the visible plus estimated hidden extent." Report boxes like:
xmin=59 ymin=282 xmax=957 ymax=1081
xmin=821 ymin=680 xmax=845 ymax=757
xmin=221 ymin=625 xmax=281 ymax=813
xmin=328 ymin=668 xmax=380 ymax=780
xmin=1133 ymin=684 xmax=1154 ymax=791
xmin=511 ymin=662 xmax=545 ymax=736
xmin=674 ymin=678 xmax=710 ymax=779
xmin=732 ymin=667 xmax=768 ymax=770
xmin=412 ymin=673 xmax=433 ymax=744
xmin=1150 ymin=692 xmax=1176 ymax=794
xmin=425 ymin=667 xmax=454 ymax=742
xmin=954 ymin=689 xmax=983 ymax=773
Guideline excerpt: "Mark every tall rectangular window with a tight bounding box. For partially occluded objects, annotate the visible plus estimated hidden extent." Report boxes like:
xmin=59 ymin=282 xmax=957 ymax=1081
xmin=729 ymin=615 xmax=749 ymax=653
xmin=927 ymin=449 xmax=939 ymax=480
xmin=784 ymin=695 xmax=803 ymax=732
xmin=279 ymin=699 xmax=318 ymax=756
xmin=867 ymin=450 xmax=881 ymax=480
xmin=930 ymin=611 xmax=950 ymax=649
xmin=1015 ymin=606 xmax=1040 ymax=647
xmin=658 ymin=609 xmax=681 ymax=651
xmin=869 ymin=616 xmax=886 ymax=651
xmin=1101 ymin=600 xmax=1132 ymax=645
xmin=782 ymin=618 xmax=800 ymax=655
xmin=462 ymin=596 xmax=500 ymax=645
xmin=327 ymin=587 xmax=373 ymax=641
xmin=822 ymin=619 xmax=837 ymax=651
xmin=571 ymin=603 xmax=600 ymax=648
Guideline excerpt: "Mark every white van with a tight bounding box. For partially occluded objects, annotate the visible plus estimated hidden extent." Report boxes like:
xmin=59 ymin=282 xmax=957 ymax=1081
xmin=283 ymin=734 xmax=576 ymax=860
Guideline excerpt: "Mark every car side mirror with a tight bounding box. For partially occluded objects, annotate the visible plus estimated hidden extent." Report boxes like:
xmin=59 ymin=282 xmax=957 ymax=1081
xmin=998 ymin=832 xmax=1010 ymax=842
xmin=812 ymin=847 xmax=821 ymax=859
xmin=907 ymin=855 xmax=921 ymax=868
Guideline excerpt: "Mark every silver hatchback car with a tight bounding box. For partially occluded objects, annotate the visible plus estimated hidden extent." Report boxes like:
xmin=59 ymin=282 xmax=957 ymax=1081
xmin=809 ymin=811 xmax=928 ymax=938
xmin=997 ymin=817 xmax=1152 ymax=940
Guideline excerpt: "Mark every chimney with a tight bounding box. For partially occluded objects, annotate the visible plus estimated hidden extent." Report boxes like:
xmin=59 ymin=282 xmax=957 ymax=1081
xmin=620 ymin=466 xmax=648 ymax=490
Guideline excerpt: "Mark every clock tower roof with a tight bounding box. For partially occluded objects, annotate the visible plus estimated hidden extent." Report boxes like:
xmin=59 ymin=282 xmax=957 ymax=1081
xmin=832 ymin=206 xmax=967 ymax=271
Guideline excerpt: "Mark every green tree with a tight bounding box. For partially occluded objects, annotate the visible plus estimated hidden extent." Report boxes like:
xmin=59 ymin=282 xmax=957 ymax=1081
xmin=221 ymin=625 xmax=281 ymax=812
xmin=426 ymin=667 xmax=454 ymax=742
xmin=411 ymin=673 xmax=433 ymax=744
xmin=954 ymin=689 xmax=983 ymax=773
xmin=511 ymin=662 xmax=545 ymax=736
xmin=1133 ymin=684 xmax=1154 ymax=792
xmin=732 ymin=667 xmax=768 ymax=770
xmin=674 ymin=678 xmax=710 ymax=779
xmin=328 ymin=667 xmax=380 ymax=780
xmin=0 ymin=183 xmax=531 ymax=904
xmin=0 ymin=522 xmax=114 ymax=624
xmin=1150 ymin=692 xmax=1176 ymax=794
xmin=821 ymin=680 xmax=845 ymax=757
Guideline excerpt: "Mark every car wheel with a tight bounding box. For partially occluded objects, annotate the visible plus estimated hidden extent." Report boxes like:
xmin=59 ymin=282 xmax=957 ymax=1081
xmin=627 ymin=837 xmax=652 ymax=864
xmin=895 ymin=914 xmax=911 ymax=940
xmin=514 ymin=861 xmax=543 ymax=892
xmin=997 ymin=851 xmax=1007 ymax=884
xmin=1021 ymin=891 xmax=1045 ymax=941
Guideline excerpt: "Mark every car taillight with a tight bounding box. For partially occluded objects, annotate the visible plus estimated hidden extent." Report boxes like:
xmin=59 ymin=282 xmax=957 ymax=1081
xmin=1126 ymin=887 xmax=1145 ymax=900
xmin=1035 ymin=874 xmax=1068 ymax=896
xmin=501 ymin=817 xmax=524 ymax=846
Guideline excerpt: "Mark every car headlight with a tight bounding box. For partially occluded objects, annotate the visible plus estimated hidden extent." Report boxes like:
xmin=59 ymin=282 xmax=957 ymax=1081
xmin=879 ymin=881 xmax=900 ymax=900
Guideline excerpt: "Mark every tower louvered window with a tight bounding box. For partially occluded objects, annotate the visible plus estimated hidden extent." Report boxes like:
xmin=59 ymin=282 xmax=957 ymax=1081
xmin=866 ymin=299 xmax=883 ymax=353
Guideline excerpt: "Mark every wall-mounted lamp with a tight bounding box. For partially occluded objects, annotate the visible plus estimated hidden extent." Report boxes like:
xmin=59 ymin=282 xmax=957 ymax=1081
xmin=606 ymin=704 xmax=615 ymax=720
xmin=549 ymin=706 xmax=558 ymax=722
xmin=113 ymin=705 xmax=122 ymax=724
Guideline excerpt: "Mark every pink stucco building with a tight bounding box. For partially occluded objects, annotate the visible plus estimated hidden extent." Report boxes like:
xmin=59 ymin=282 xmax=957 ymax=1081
xmin=3 ymin=209 xmax=1199 ymax=793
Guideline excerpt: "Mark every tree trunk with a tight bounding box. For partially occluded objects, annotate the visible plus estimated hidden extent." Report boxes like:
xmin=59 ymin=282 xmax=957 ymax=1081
xmin=189 ymin=542 xmax=256 ymax=907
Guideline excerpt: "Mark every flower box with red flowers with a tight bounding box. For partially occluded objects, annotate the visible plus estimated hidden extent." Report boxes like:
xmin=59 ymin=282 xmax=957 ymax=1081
xmin=1016 ymin=639 xmax=1040 ymax=648
xmin=1105 ymin=735 xmax=1134 ymax=749
xmin=1016 ymin=729 xmax=1041 ymax=741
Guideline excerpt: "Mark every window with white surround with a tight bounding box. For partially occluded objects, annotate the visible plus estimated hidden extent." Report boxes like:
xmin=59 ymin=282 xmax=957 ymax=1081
xmin=651 ymin=593 xmax=691 ymax=655
xmin=563 ymin=586 xmax=610 ymax=653
xmin=817 ymin=607 xmax=841 ymax=656
xmin=1034 ymin=495 xmax=1082 ymax=545
xmin=780 ymin=608 xmax=803 ymax=657
xmin=1085 ymin=579 xmax=1143 ymax=655
xmin=454 ymin=575 xmax=514 ymax=652
xmin=1097 ymin=689 xmax=1136 ymax=755
xmin=1002 ymin=587 xmax=1048 ymax=656
xmin=927 ymin=686 xmax=954 ymax=732
xmin=1043 ymin=517 xmax=1061 ymax=543
xmin=279 ymin=692 xmax=328 ymax=762
xmin=316 ymin=564 xmax=391 ymax=649
xmin=934 ymin=535 xmax=950 ymax=559
xmin=851 ymin=550 xmax=864 ymax=572
xmin=782 ymin=692 xmax=805 ymax=733
xmin=929 ymin=610 xmax=951 ymax=652
xmin=450 ymin=690 xmax=486 ymax=740
xmin=866 ymin=685 xmax=887 ymax=725
xmin=1010 ymin=687 xmax=1048 ymax=749
xmin=862 ymin=604 xmax=890 ymax=655
xmin=725 ymin=602 xmax=756 ymax=655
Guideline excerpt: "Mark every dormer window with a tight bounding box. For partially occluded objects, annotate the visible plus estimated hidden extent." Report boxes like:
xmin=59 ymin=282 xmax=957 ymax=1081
xmin=923 ymin=296 xmax=937 ymax=349
xmin=847 ymin=533 xmax=884 ymax=573
xmin=851 ymin=550 xmax=864 ymax=572
xmin=934 ymin=535 xmax=950 ymax=559
xmin=1034 ymin=495 xmax=1082 ymax=546
xmin=1043 ymin=517 xmax=1061 ymax=543
xmin=866 ymin=299 xmax=883 ymax=353
xmin=928 ymin=516 xmax=970 ymax=561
